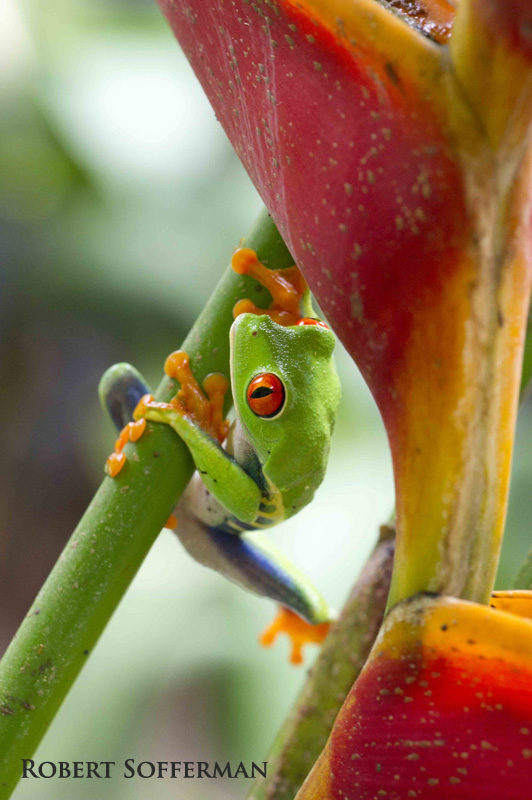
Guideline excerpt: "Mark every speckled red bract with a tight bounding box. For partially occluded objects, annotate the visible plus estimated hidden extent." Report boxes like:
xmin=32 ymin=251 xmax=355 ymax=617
xmin=331 ymin=647 xmax=532 ymax=799
xmin=158 ymin=0 xmax=468 ymax=425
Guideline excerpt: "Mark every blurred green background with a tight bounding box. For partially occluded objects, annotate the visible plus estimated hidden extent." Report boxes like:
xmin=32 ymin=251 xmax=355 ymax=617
xmin=1 ymin=0 xmax=531 ymax=797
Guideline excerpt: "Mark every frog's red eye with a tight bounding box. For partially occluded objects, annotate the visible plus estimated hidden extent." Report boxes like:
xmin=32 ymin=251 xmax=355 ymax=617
xmin=247 ymin=373 xmax=285 ymax=418
xmin=296 ymin=317 xmax=329 ymax=328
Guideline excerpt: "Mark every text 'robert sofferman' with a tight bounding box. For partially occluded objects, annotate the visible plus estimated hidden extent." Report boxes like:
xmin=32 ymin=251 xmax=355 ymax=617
xmin=22 ymin=759 xmax=268 ymax=780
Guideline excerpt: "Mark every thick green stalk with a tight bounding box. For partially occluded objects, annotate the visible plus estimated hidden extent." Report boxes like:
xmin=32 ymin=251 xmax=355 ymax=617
xmin=0 ymin=209 xmax=293 ymax=799
xmin=248 ymin=526 xmax=394 ymax=800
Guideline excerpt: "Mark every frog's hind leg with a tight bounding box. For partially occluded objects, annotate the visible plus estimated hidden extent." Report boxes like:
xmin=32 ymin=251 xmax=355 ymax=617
xmin=174 ymin=502 xmax=330 ymax=627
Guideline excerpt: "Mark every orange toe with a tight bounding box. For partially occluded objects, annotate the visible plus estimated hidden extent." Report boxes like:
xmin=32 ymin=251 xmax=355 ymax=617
xmin=259 ymin=606 xmax=330 ymax=665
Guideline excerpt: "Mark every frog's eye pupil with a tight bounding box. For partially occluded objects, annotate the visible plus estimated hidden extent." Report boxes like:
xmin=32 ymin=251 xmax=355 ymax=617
xmin=251 ymin=386 xmax=273 ymax=399
xmin=247 ymin=374 xmax=285 ymax=418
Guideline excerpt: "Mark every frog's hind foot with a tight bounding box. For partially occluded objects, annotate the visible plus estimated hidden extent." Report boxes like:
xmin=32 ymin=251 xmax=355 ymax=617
xmin=260 ymin=606 xmax=331 ymax=665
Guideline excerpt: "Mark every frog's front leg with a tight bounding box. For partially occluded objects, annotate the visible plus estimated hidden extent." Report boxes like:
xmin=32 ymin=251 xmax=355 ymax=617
xmin=141 ymin=402 xmax=263 ymax=523
xmin=134 ymin=351 xmax=263 ymax=525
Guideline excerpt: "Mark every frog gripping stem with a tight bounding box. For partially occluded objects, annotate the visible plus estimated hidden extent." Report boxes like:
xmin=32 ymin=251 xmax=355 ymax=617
xmin=103 ymin=344 xmax=335 ymax=657
xmin=163 ymin=350 xmax=229 ymax=444
xmin=99 ymin=363 xmax=152 ymax=478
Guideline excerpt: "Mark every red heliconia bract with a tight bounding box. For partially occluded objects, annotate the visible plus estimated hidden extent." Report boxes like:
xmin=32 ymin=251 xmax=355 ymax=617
xmin=157 ymin=0 xmax=532 ymax=797
xmin=296 ymin=594 xmax=532 ymax=800
xmin=159 ymin=0 xmax=532 ymax=608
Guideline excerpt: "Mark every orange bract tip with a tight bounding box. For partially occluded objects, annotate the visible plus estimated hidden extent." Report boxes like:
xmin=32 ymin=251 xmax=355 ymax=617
xmin=231 ymin=247 xmax=259 ymax=275
xmin=129 ymin=417 xmax=146 ymax=442
xmin=133 ymin=393 xmax=154 ymax=420
xmin=165 ymin=514 xmax=178 ymax=530
xmin=259 ymin=606 xmax=330 ymax=665
xmin=106 ymin=451 xmax=126 ymax=478
xmin=164 ymin=350 xmax=189 ymax=378
xmin=490 ymin=590 xmax=532 ymax=620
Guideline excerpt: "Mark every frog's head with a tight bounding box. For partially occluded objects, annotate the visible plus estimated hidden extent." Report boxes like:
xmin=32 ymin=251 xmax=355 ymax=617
xmin=230 ymin=314 xmax=340 ymax=494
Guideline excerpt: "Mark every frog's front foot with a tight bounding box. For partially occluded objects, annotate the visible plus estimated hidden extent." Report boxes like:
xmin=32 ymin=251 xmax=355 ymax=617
xmin=259 ymin=606 xmax=331 ymax=665
xmin=134 ymin=350 xmax=229 ymax=445
xmin=99 ymin=363 xmax=152 ymax=478
xmin=231 ymin=248 xmax=309 ymax=326
xmin=105 ymin=417 xmax=147 ymax=477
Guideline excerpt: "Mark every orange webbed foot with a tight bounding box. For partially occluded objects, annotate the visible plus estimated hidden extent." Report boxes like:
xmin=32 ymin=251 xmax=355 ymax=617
xmin=259 ymin=606 xmax=331 ymax=665
xmin=105 ymin=416 xmax=148 ymax=477
xmin=231 ymin=248 xmax=308 ymax=327
xmin=163 ymin=351 xmax=229 ymax=444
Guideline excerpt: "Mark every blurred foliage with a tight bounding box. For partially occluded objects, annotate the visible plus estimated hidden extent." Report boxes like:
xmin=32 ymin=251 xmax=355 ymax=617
xmin=0 ymin=0 xmax=530 ymax=797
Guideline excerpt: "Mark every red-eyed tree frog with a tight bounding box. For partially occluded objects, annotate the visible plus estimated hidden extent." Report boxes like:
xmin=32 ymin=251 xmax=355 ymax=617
xmin=100 ymin=250 xmax=341 ymax=662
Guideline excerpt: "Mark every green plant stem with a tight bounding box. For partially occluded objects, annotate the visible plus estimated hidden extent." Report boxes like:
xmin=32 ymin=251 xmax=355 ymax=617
xmin=506 ymin=341 xmax=532 ymax=591
xmin=248 ymin=525 xmax=395 ymax=800
xmin=0 ymin=208 xmax=294 ymax=799
xmin=511 ymin=552 xmax=532 ymax=591
xmin=520 ymin=304 xmax=532 ymax=403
